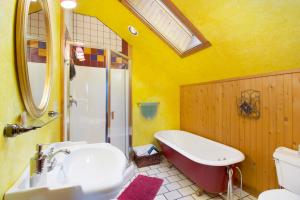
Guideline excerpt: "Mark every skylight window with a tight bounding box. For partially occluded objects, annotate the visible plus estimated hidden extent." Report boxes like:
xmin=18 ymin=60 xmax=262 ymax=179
xmin=121 ymin=0 xmax=210 ymax=57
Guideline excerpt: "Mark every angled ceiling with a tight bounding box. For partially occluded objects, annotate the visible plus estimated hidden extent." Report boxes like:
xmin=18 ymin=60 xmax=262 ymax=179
xmin=76 ymin=0 xmax=300 ymax=85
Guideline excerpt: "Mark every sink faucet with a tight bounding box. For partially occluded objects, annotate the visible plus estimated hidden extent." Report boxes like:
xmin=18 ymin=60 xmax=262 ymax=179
xmin=46 ymin=148 xmax=71 ymax=172
xmin=32 ymin=144 xmax=71 ymax=174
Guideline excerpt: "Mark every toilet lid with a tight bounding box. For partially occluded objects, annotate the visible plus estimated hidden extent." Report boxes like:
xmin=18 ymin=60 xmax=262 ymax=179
xmin=258 ymin=189 xmax=300 ymax=200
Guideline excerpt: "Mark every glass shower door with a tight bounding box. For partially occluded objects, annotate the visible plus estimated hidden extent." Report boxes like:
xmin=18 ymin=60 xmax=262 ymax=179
xmin=107 ymin=50 xmax=131 ymax=158
xmin=68 ymin=49 xmax=132 ymax=159
xmin=69 ymin=65 xmax=107 ymax=143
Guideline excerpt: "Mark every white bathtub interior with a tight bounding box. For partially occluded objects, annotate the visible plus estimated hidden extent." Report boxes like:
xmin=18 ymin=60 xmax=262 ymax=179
xmin=155 ymin=130 xmax=245 ymax=166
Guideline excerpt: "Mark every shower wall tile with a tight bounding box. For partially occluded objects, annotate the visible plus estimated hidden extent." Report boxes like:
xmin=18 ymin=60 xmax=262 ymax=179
xmin=71 ymin=13 xmax=127 ymax=54
xmin=72 ymin=46 xmax=127 ymax=69
xmin=27 ymin=11 xmax=46 ymax=40
xmin=27 ymin=40 xmax=47 ymax=63
xmin=73 ymin=46 xmax=105 ymax=68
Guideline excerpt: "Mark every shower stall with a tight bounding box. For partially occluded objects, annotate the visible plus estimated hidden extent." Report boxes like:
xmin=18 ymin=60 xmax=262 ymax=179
xmin=66 ymin=49 xmax=132 ymax=159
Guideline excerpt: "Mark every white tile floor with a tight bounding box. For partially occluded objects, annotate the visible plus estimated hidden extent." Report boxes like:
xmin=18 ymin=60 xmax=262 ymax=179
xmin=127 ymin=158 xmax=257 ymax=200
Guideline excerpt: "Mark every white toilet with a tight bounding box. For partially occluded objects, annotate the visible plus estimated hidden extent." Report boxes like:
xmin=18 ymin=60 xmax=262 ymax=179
xmin=258 ymin=147 xmax=300 ymax=200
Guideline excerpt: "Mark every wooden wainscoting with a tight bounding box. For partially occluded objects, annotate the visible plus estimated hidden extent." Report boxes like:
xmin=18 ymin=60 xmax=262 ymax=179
xmin=180 ymin=69 xmax=300 ymax=196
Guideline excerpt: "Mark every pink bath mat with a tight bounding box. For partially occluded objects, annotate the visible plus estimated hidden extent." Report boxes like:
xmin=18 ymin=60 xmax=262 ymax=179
xmin=118 ymin=175 xmax=163 ymax=200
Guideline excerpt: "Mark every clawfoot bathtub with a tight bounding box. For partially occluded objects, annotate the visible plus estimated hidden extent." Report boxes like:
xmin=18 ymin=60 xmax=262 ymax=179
xmin=155 ymin=130 xmax=245 ymax=194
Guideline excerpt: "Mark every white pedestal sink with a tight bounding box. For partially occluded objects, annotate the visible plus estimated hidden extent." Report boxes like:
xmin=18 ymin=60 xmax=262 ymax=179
xmin=4 ymin=142 xmax=135 ymax=200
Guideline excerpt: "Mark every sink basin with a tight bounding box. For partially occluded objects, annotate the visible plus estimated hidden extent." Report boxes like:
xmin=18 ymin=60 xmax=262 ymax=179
xmin=4 ymin=142 xmax=135 ymax=200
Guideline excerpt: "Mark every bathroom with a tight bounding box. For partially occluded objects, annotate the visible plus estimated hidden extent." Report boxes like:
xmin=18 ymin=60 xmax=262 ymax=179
xmin=0 ymin=0 xmax=300 ymax=199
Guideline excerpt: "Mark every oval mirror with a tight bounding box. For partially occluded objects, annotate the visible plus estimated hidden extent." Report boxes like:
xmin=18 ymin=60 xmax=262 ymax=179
xmin=16 ymin=0 xmax=52 ymax=118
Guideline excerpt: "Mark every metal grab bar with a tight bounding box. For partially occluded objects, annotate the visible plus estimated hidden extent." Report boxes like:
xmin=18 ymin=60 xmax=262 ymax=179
xmin=3 ymin=111 xmax=60 ymax=137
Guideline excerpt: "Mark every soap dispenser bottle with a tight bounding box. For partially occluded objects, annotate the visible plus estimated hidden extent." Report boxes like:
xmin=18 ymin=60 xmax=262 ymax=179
xmin=30 ymin=144 xmax=47 ymax=187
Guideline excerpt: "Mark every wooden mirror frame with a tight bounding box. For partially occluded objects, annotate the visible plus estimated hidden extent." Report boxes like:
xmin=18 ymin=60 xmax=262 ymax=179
xmin=15 ymin=0 xmax=53 ymax=118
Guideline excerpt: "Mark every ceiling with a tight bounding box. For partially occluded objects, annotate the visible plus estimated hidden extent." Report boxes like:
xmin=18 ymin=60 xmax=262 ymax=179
xmin=75 ymin=0 xmax=300 ymax=85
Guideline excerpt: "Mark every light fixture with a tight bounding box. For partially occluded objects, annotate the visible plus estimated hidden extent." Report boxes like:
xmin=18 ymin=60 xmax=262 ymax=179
xmin=60 ymin=0 xmax=77 ymax=9
xmin=128 ymin=25 xmax=138 ymax=36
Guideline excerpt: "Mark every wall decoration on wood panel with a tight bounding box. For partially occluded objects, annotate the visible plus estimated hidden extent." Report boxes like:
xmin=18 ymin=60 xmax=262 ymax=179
xmin=237 ymin=89 xmax=260 ymax=119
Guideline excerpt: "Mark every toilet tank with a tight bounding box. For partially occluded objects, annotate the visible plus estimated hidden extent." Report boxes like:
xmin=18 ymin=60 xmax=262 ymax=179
xmin=273 ymin=147 xmax=300 ymax=195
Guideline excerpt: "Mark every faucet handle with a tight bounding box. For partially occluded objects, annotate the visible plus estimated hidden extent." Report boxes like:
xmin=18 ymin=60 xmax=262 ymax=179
xmin=48 ymin=147 xmax=55 ymax=155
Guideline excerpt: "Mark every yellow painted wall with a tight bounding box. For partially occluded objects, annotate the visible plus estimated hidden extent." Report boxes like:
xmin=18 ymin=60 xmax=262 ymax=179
xmin=0 ymin=1 xmax=62 ymax=198
xmin=75 ymin=0 xmax=182 ymax=147
xmin=76 ymin=0 xmax=300 ymax=147
xmin=131 ymin=51 xmax=180 ymax=146
xmin=171 ymin=0 xmax=300 ymax=84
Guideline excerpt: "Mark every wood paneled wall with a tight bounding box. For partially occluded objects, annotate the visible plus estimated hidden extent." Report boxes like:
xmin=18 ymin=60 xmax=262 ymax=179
xmin=180 ymin=69 xmax=300 ymax=196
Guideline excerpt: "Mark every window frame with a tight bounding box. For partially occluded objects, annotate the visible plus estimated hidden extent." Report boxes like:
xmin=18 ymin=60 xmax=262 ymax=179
xmin=120 ymin=0 xmax=211 ymax=57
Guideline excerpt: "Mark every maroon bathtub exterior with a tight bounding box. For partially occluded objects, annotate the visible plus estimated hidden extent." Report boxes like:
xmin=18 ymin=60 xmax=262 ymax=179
xmin=159 ymin=141 xmax=232 ymax=194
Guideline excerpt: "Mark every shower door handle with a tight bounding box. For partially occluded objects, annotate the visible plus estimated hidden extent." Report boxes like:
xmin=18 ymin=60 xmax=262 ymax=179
xmin=111 ymin=111 xmax=115 ymax=120
xmin=69 ymin=95 xmax=78 ymax=107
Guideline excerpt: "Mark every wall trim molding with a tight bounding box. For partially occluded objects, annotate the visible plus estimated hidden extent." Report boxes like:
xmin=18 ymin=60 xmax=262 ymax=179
xmin=181 ymin=68 xmax=300 ymax=87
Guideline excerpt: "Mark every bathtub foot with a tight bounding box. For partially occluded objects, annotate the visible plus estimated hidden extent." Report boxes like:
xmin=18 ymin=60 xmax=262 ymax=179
xmin=196 ymin=188 xmax=204 ymax=196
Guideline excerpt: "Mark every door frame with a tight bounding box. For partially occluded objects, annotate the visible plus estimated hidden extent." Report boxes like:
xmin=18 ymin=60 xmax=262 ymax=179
xmin=106 ymin=49 xmax=133 ymax=160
